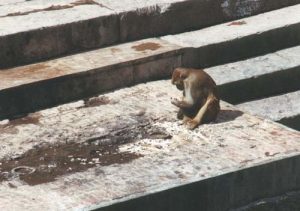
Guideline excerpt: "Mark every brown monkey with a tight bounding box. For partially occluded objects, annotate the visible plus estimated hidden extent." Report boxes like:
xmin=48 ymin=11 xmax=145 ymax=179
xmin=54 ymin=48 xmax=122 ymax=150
xmin=171 ymin=68 xmax=220 ymax=129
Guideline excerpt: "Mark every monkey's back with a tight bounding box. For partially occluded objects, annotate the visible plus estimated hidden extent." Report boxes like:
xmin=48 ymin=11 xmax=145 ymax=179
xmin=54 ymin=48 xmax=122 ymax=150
xmin=184 ymin=69 xmax=220 ymax=123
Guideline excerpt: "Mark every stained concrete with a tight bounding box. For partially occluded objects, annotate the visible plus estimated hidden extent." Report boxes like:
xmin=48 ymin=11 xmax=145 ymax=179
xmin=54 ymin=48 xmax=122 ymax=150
xmin=1 ymin=0 xmax=300 ymax=67
xmin=1 ymin=35 xmax=300 ymax=121
xmin=0 ymin=80 xmax=299 ymax=210
xmin=0 ymin=38 xmax=182 ymax=120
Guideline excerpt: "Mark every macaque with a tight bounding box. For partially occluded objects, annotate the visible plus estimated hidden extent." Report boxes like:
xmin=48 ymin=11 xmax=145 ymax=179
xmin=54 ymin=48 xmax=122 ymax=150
xmin=171 ymin=68 xmax=220 ymax=129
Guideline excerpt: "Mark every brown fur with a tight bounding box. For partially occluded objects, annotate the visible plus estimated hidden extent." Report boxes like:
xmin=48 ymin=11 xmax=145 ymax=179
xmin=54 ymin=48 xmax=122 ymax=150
xmin=171 ymin=68 xmax=220 ymax=129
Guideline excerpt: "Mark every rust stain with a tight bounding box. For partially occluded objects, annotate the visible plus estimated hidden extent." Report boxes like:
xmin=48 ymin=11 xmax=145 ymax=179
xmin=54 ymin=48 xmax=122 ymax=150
xmin=0 ymin=63 xmax=71 ymax=90
xmin=1 ymin=0 xmax=102 ymax=18
xmin=0 ymin=113 xmax=41 ymax=134
xmin=228 ymin=21 xmax=247 ymax=26
xmin=17 ymin=64 xmax=50 ymax=77
xmin=110 ymin=48 xmax=121 ymax=53
xmin=1 ymin=63 xmax=49 ymax=80
xmin=9 ymin=113 xmax=41 ymax=126
xmin=270 ymin=130 xmax=282 ymax=136
xmin=132 ymin=42 xmax=162 ymax=52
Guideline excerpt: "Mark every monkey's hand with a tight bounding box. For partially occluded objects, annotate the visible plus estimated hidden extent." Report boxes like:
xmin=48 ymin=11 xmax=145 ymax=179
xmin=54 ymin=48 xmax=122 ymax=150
xmin=171 ymin=98 xmax=181 ymax=107
xmin=171 ymin=98 xmax=193 ymax=108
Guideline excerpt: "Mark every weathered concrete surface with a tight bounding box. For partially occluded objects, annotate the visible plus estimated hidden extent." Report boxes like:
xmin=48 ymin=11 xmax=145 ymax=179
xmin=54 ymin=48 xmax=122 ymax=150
xmin=0 ymin=38 xmax=182 ymax=120
xmin=0 ymin=2 xmax=118 ymax=68
xmin=2 ymin=37 xmax=300 ymax=121
xmin=0 ymin=80 xmax=299 ymax=210
xmin=237 ymin=91 xmax=300 ymax=131
xmin=1 ymin=0 xmax=300 ymax=68
xmin=0 ymin=0 xmax=25 ymax=6
xmin=2 ymin=5 xmax=300 ymax=120
xmin=162 ymin=4 xmax=300 ymax=68
xmin=205 ymin=45 xmax=300 ymax=104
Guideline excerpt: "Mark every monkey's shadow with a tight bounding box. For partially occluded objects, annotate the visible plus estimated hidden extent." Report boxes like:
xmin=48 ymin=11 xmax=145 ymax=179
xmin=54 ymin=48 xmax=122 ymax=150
xmin=214 ymin=109 xmax=243 ymax=124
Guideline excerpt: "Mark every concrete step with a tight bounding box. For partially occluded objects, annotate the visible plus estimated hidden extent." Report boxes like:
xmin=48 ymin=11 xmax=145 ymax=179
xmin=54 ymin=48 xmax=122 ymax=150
xmin=1 ymin=0 xmax=300 ymax=68
xmin=162 ymin=4 xmax=300 ymax=68
xmin=206 ymin=45 xmax=300 ymax=104
xmin=0 ymin=38 xmax=183 ymax=120
xmin=0 ymin=80 xmax=299 ymax=211
xmin=2 ymin=5 xmax=300 ymax=120
xmin=237 ymin=90 xmax=300 ymax=131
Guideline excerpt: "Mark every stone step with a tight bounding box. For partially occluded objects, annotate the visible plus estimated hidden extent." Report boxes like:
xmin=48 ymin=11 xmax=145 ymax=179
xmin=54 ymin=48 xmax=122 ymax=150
xmin=0 ymin=80 xmax=299 ymax=211
xmin=2 ymin=5 xmax=300 ymax=120
xmin=162 ymin=4 xmax=300 ymax=68
xmin=237 ymin=90 xmax=300 ymax=131
xmin=1 ymin=0 xmax=300 ymax=68
xmin=205 ymin=45 xmax=300 ymax=104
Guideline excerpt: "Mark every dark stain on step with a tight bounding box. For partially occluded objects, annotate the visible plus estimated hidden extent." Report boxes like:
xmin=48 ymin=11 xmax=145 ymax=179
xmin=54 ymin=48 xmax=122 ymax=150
xmin=0 ymin=116 xmax=171 ymax=186
xmin=132 ymin=42 xmax=162 ymax=52
xmin=228 ymin=21 xmax=247 ymax=26
xmin=0 ymin=141 xmax=141 ymax=186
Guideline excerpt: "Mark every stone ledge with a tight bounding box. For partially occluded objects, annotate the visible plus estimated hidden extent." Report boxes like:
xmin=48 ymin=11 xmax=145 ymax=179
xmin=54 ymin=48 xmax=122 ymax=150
xmin=1 ymin=0 xmax=300 ymax=68
xmin=0 ymin=80 xmax=299 ymax=210
xmin=0 ymin=38 xmax=183 ymax=120
xmin=162 ymin=4 xmax=300 ymax=68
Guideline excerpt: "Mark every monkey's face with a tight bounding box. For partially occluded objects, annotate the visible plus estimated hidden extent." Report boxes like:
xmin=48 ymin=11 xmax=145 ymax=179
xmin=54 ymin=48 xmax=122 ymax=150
xmin=171 ymin=68 xmax=187 ymax=90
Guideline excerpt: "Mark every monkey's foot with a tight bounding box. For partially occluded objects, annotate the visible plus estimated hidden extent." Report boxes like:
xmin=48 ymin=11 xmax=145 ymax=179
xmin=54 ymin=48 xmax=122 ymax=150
xmin=185 ymin=119 xmax=199 ymax=130
xmin=182 ymin=116 xmax=192 ymax=124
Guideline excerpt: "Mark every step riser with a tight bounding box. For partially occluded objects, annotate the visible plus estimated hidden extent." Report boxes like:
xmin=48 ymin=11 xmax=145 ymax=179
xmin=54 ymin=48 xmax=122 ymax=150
xmin=183 ymin=22 xmax=300 ymax=68
xmin=280 ymin=116 xmax=300 ymax=131
xmin=0 ymin=55 xmax=181 ymax=120
xmin=1 ymin=0 xmax=300 ymax=68
xmin=236 ymin=90 xmax=300 ymax=131
xmin=99 ymin=156 xmax=300 ymax=211
xmin=219 ymin=66 xmax=300 ymax=104
xmin=0 ymin=15 xmax=120 ymax=69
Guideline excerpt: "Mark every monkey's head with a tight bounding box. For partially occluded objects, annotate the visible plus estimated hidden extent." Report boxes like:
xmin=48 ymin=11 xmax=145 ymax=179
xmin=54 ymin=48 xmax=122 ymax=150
xmin=171 ymin=68 xmax=188 ymax=90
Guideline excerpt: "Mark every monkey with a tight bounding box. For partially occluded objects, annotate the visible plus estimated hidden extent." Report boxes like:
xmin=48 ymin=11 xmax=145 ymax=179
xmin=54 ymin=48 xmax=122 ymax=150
xmin=171 ymin=67 xmax=220 ymax=130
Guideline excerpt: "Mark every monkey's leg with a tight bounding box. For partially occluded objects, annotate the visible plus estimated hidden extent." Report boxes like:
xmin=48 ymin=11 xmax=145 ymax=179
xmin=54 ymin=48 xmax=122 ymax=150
xmin=186 ymin=97 xmax=213 ymax=130
xmin=177 ymin=109 xmax=184 ymax=120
